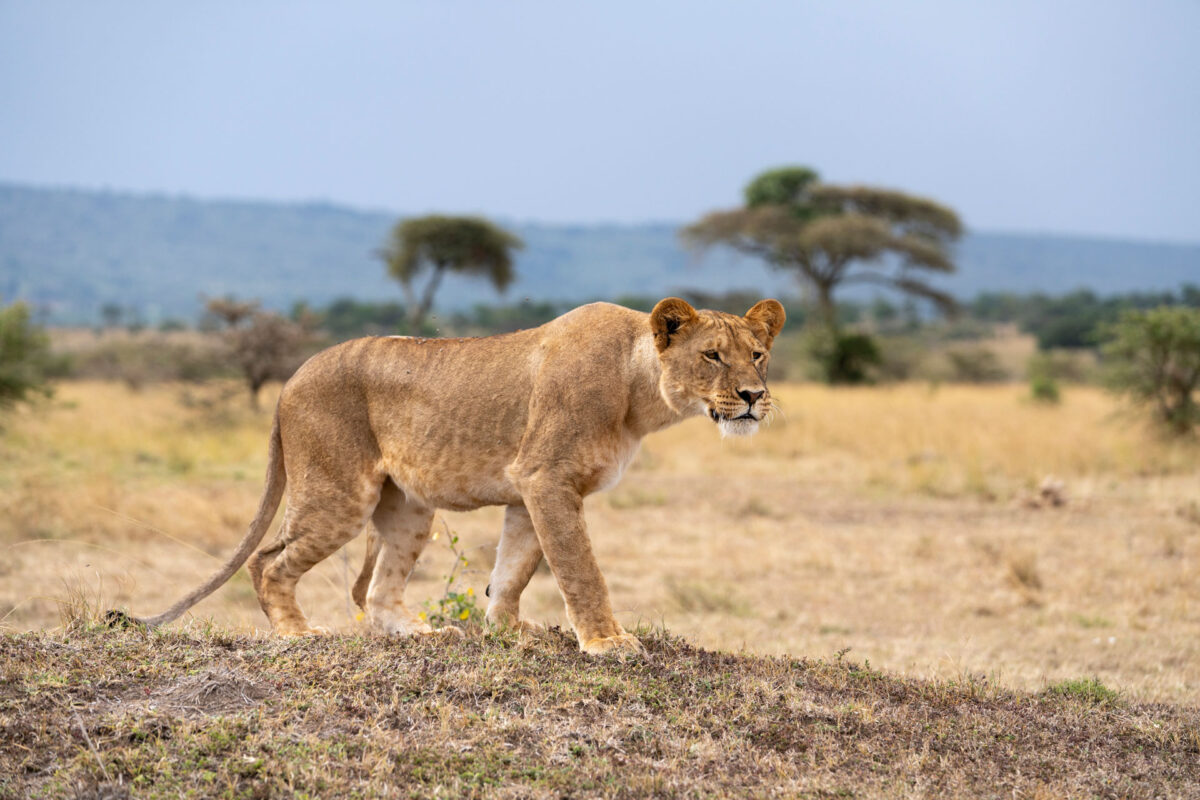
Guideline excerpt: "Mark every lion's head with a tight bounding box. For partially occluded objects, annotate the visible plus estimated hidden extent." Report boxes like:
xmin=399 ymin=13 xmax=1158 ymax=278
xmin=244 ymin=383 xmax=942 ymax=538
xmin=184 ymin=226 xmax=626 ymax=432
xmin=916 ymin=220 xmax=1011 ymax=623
xmin=649 ymin=297 xmax=786 ymax=437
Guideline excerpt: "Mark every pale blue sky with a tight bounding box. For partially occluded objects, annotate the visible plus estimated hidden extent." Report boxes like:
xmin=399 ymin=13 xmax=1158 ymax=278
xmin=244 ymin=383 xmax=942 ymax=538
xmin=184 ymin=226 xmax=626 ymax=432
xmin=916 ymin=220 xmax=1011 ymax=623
xmin=2 ymin=1 xmax=1197 ymax=241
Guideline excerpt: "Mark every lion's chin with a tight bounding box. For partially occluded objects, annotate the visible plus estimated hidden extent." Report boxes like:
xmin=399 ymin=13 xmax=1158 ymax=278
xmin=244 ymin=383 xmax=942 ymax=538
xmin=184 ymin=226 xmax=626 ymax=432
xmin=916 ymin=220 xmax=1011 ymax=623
xmin=716 ymin=417 xmax=759 ymax=438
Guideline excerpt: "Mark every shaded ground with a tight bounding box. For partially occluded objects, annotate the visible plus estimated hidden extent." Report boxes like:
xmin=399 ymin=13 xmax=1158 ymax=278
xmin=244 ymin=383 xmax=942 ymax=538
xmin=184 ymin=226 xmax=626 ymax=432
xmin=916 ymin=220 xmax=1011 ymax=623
xmin=2 ymin=626 xmax=1197 ymax=799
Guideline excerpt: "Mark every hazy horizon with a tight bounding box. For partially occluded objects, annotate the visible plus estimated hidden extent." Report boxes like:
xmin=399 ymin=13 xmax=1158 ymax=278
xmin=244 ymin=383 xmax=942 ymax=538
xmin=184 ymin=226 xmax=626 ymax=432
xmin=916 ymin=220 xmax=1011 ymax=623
xmin=4 ymin=178 xmax=1198 ymax=248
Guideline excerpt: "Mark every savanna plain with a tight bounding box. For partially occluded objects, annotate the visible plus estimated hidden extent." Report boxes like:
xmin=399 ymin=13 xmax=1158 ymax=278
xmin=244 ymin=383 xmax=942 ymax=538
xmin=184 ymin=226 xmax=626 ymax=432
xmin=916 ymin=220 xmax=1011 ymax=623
xmin=3 ymin=378 xmax=1199 ymax=797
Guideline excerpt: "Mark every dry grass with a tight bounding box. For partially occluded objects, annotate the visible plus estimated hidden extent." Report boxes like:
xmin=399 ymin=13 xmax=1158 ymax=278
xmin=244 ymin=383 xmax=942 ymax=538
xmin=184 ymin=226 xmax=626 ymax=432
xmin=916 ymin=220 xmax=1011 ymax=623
xmin=3 ymin=627 xmax=1198 ymax=799
xmin=2 ymin=380 xmax=1198 ymax=707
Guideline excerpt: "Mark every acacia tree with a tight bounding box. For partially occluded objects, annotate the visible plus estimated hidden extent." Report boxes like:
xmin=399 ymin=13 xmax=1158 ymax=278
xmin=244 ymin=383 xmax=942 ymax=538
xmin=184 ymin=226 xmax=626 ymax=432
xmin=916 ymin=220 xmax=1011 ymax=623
xmin=204 ymin=297 xmax=313 ymax=408
xmin=682 ymin=166 xmax=963 ymax=327
xmin=377 ymin=215 xmax=523 ymax=334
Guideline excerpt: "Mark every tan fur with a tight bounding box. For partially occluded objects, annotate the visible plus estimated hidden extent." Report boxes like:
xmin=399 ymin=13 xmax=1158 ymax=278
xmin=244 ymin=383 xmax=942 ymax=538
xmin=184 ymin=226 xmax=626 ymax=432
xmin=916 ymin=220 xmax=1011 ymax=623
xmin=134 ymin=298 xmax=784 ymax=655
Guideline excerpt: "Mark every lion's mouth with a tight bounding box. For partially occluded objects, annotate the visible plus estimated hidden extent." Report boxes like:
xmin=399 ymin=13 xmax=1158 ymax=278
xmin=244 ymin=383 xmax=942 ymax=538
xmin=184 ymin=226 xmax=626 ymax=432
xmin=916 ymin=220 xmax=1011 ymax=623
xmin=708 ymin=408 xmax=759 ymax=423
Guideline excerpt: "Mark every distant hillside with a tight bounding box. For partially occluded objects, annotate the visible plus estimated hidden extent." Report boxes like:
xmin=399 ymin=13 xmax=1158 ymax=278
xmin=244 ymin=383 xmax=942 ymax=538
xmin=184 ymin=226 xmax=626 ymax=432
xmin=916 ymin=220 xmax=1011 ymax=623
xmin=1 ymin=183 xmax=1196 ymax=324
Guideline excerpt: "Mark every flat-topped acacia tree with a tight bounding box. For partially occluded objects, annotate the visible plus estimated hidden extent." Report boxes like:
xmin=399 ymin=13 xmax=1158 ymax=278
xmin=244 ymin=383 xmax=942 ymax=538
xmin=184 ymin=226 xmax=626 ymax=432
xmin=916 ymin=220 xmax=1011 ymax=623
xmin=377 ymin=215 xmax=524 ymax=335
xmin=682 ymin=166 xmax=963 ymax=328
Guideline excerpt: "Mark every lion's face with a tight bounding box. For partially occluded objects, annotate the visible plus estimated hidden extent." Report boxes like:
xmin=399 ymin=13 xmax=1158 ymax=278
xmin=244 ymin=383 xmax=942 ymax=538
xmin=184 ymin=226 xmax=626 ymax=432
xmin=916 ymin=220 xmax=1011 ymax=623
xmin=649 ymin=298 xmax=786 ymax=437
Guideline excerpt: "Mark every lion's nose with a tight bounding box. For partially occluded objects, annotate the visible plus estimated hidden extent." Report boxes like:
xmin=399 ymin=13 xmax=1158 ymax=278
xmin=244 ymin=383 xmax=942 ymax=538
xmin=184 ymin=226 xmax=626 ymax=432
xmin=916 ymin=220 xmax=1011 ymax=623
xmin=738 ymin=389 xmax=764 ymax=405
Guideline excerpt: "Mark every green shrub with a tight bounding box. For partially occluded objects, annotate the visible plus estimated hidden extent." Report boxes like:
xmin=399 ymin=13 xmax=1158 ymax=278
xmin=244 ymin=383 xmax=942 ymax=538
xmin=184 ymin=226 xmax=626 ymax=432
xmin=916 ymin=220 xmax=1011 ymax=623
xmin=1029 ymin=375 xmax=1060 ymax=404
xmin=1102 ymin=307 xmax=1200 ymax=435
xmin=0 ymin=300 xmax=54 ymax=411
xmin=806 ymin=329 xmax=881 ymax=385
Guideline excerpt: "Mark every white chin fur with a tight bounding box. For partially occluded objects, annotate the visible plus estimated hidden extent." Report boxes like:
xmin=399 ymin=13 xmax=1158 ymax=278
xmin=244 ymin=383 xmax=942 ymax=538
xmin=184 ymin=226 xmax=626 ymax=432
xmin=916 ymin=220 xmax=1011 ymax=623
xmin=717 ymin=418 xmax=759 ymax=438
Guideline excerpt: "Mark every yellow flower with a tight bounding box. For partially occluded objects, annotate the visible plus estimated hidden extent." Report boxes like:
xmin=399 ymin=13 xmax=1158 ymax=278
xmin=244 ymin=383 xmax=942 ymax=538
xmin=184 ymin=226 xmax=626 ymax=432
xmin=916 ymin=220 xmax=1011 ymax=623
xmin=458 ymin=609 xmax=470 ymax=620
xmin=354 ymin=612 xmax=364 ymax=623
xmin=418 ymin=612 xmax=427 ymax=620
xmin=462 ymin=560 xmax=468 ymax=567
xmin=431 ymin=531 xmax=439 ymax=541
xmin=466 ymin=587 xmax=474 ymax=597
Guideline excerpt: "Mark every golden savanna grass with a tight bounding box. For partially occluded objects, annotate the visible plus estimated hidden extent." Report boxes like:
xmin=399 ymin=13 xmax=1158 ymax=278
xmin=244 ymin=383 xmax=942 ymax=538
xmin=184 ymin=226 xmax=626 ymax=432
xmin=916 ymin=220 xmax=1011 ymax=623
xmin=2 ymin=380 xmax=1197 ymax=704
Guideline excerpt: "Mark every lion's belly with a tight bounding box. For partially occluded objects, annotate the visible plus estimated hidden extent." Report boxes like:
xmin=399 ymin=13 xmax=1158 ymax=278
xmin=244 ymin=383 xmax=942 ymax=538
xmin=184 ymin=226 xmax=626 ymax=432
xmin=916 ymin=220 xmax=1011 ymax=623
xmin=384 ymin=450 xmax=523 ymax=511
xmin=395 ymin=473 xmax=522 ymax=511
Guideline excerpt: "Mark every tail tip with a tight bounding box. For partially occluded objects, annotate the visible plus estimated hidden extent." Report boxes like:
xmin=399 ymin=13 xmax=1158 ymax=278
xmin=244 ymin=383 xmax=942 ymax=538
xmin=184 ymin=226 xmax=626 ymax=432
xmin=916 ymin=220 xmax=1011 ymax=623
xmin=103 ymin=609 xmax=149 ymax=630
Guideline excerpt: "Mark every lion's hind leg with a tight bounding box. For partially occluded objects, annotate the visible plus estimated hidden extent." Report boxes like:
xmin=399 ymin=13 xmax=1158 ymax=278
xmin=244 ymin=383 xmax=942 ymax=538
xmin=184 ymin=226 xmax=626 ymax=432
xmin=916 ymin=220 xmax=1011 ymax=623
xmin=485 ymin=504 xmax=545 ymax=633
xmin=248 ymin=478 xmax=381 ymax=636
xmin=363 ymin=479 xmax=437 ymax=636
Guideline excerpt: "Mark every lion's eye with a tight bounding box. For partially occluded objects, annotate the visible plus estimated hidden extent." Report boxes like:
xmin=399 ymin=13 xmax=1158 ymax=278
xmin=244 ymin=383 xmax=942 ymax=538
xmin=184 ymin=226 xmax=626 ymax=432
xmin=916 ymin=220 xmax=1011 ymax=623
xmin=752 ymin=351 xmax=764 ymax=362
xmin=703 ymin=350 xmax=721 ymax=362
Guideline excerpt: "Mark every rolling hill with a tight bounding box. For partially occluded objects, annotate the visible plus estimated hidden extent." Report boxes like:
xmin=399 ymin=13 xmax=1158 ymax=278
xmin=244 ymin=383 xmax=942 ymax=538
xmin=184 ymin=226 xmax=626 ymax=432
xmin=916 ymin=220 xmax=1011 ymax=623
xmin=1 ymin=183 xmax=1196 ymax=324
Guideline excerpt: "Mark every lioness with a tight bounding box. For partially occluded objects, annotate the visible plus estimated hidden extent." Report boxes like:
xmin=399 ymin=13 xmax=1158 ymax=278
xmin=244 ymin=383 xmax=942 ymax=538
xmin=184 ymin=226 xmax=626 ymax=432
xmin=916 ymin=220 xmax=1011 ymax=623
xmin=131 ymin=297 xmax=784 ymax=655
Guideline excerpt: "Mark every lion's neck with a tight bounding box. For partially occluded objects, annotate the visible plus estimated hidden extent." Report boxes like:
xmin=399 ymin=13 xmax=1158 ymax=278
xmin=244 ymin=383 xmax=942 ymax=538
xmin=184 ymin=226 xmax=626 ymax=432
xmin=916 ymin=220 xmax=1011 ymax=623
xmin=626 ymin=334 xmax=692 ymax=437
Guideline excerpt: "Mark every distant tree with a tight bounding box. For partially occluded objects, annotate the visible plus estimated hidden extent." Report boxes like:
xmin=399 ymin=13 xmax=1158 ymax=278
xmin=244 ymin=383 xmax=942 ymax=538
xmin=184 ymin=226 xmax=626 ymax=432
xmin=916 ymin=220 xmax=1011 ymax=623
xmin=377 ymin=215 xmax=523 ymax=334
xmin=203 ymin=297 xmax=260 ymax=329
xmin=204 ymin=298 xmax=313 ymax=408
xmin=869 ymin=297 xmax=899 ymax=326
xmin=0 ymin=300 xmax=53 ymax=412
xmin=682 ymin=165 xmax=963 ymax=327
xmin=1182 ymin=284 xmax=1200 ymax=308
xmin=970 ymin=285 xmax=1200 ymax=350
xmin=1103 ymin=307 xmax=1200 ymax=435
xmin=100 ymin=302 xmax=124 ymax=330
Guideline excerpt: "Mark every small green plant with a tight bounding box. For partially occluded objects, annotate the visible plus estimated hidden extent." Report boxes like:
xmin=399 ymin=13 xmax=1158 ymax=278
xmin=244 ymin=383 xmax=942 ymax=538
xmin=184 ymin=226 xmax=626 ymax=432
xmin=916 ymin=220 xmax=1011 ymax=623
xmin=1029 ymin=374 xmax=1060 ymax=403
xmin=421 ymin=526 xmax=482 ymax=628
xmin=1027 ymin=352 xmax=1068 ymax=403
xmin=1043 ymin=676 xmax=1120 ymax=707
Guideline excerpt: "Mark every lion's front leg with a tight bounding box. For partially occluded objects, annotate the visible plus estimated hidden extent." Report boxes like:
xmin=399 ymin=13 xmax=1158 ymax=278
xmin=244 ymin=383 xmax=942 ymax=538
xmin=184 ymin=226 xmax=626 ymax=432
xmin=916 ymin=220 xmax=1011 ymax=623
xmin=520 ymin=481 xmax=643 ymax=657
xmin=485 ymin=505 xmax=545 ymax=633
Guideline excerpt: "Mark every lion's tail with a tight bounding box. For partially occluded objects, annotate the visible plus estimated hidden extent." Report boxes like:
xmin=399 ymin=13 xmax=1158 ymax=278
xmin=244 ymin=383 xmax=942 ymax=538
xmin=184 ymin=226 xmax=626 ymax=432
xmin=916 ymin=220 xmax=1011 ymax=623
xmin=121 ymin=413 xmax=287 ymax=630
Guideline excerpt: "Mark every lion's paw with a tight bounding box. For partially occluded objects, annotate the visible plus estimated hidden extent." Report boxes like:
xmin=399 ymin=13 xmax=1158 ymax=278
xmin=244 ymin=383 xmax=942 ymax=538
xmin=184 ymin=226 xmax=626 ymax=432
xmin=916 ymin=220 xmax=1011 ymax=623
xmin=581 ymin=632 xmax=645 ymax=658
xmin=368 ymin=606 xmax=435 ymax=637
xmin=276 ymin=624 xmax=329 ymax=637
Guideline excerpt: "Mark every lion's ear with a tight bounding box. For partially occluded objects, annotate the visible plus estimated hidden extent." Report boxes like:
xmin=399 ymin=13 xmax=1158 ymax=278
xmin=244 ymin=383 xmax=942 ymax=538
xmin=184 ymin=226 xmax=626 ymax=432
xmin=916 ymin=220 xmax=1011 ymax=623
xmin=650 ymin=297 xmax=699 ymax=352
xmin=744 ymin=299 xmax=786 ymax=348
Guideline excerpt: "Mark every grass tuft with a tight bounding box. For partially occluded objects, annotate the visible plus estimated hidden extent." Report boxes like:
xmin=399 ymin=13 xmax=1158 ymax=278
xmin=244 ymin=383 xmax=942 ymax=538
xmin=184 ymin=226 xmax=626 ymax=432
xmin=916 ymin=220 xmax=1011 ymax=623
xmin=1043 ymin=676 xmax=1122 ymax=707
